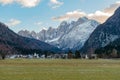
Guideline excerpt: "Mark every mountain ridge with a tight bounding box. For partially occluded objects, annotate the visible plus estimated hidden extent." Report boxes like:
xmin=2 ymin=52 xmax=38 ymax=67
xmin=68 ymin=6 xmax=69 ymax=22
xmin=0 ymin=22 xmax=61 ymax=54
xmin=81 ymin=7 xmax=120 ymax=54
xmin=18 ymin=17 xmax=100 ymax=51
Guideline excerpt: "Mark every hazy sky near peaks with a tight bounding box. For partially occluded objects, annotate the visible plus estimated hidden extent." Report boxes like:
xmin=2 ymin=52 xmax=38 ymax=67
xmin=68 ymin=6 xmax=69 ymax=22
xmin=0 ymin=0 xmax=120 ymax=32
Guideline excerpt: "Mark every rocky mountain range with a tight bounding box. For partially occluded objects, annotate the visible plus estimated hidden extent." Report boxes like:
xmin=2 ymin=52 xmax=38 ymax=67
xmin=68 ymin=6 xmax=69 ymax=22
xmin=0 ymin=22 xmax=60 ymax=55
xmin=81 ymin=7 xmax=120 ymax=54
xmin=18 ymin=17 xmax=100 ymax=51
xmin=1 ymin=6 xmax=120 ymax=56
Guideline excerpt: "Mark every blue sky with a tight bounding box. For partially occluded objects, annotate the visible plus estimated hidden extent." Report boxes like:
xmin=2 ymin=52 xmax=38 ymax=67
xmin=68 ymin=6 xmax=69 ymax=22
xmin=0 ymin=0 xmax=120 ymax=32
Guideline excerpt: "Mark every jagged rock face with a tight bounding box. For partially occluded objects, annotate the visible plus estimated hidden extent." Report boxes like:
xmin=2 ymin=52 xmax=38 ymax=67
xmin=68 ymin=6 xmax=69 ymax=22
xmin=58 ymin=20 xmax=99 ymax=50
xmin=18 ymin=17 xmax=99 ymax=51
xmin=81 ymin=7 xmax=120 ymax=54
xmin=0 ymin=22 xmax=60 ymax=54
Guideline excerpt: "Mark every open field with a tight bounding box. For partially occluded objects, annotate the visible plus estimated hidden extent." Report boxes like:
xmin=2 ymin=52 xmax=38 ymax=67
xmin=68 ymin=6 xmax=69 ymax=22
xmin=0 ymin=59 xmax=120 ymax=80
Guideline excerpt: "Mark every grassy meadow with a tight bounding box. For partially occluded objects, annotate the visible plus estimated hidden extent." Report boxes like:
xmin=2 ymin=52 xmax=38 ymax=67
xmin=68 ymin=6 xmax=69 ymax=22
xmin=0 ymin=59 xmax=120 ymax=80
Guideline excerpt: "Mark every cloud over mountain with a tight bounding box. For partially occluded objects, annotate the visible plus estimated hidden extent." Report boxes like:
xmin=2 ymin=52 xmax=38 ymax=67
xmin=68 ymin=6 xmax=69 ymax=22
xmin=52 ymin=10 xmax=86 ymax=21
xmin=52 ymin=1 xmax=120 ymax=23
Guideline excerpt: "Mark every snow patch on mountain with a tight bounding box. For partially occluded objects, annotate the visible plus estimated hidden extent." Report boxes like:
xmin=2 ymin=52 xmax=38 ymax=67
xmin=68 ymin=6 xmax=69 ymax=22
xmin=45 ymin=37 xmax=60 ymax=43
xmin=101 ymin=34 xmax=119 ymax=47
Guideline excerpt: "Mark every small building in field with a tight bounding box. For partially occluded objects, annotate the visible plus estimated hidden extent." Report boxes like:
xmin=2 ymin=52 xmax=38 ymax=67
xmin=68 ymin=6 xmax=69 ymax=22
xmin=89 ymin=54 xmax=97 ymax=59
xmin=33 ymin=53 xmax=39 ymax=58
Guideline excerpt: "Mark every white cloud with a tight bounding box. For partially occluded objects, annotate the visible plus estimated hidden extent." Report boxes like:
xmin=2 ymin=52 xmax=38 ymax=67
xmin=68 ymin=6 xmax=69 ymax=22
xmin=104 ymin=1 xmax=120 ymax=13
xmin=49 ymin=0 xmax=63 ymax=9
xmin=52 ymin=10 xmax=86 ymax=21
xmin=6 ymin=19 xmax=21 ymax=27
xmin=88 ymin=1 xmax=120 ymax=23
xmin=0 ymin=0 xmax=41 ymax=8
xmin=87 ymin=11 xmax=113 ymax=23
xmin=88 ymin=11 xmax=112 ymax=17
xmin=0 ymin=0 xmax=14 ymax=5
xmin=52 ymin=1 xmax=120 ymax=23
xmin=16 ymin=0 xmax=41 ymax=8
xmin=0 ymin=0 xmax=63 ymax=8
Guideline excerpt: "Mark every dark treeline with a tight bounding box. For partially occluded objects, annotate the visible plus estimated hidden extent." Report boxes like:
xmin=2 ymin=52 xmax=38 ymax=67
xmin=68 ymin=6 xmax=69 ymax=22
xmin=95 ymin=38 xmax=120 ymax=58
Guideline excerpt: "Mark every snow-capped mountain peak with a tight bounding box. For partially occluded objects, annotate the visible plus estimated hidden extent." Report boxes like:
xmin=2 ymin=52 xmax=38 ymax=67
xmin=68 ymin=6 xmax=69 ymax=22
xmin=18 ymin=17 xmax=100 ymax=51
xmin=59 ymin=21 xmax=68 ymax=26
xmin=76 ymin=17 xmax=88 ymax=24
